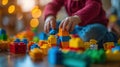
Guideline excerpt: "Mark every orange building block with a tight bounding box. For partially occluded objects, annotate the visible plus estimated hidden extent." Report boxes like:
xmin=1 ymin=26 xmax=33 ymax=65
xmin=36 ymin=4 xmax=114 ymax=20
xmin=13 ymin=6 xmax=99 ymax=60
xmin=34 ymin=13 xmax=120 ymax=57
xmin=61 ymin=42 xmax=69 ymax=48
xmin=58 ymin=28 xmax=69 ymax=36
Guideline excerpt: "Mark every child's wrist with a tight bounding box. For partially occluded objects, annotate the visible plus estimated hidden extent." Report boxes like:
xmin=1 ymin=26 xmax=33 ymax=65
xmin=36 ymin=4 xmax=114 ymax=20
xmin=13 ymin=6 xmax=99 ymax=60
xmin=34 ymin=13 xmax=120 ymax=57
xmin=72 ymin=15 xmax=81 ymax=24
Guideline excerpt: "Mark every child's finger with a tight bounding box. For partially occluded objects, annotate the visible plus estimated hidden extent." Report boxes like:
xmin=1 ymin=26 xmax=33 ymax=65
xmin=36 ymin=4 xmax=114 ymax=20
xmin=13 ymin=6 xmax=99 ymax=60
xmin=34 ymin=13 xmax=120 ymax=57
xmin=50 ymin=20 xmax=56 ymax=29
xmin=46 ymin=21 xmax=50 ymax=33
xmin=70 ymin=22 xmax=76 ymax=32
xmin=66 ymin=19 xmax=72 ymax=31
xmin=63 ymin=18 xmax=69 ymax=31
xmin=59 ymin=20 xmax=64 ymax=28
xmin=44 ymin=23 xmax=47 ymax=33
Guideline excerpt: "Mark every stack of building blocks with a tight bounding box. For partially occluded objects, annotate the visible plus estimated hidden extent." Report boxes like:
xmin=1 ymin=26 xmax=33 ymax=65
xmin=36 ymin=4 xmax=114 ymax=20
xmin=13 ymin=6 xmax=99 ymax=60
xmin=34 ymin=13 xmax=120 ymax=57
xmin=48 ymin=47 xmax=63 ymax=65
xmin=58 ymin=28 xmax=70 ymax=49
xmin=69 ymin=34 xmax=85 ymax=51
xmin=106 ymin=50 xmax=120 ymax=61
xmin=103 ymin=42 xmax=115 ymax=50
xmin=29 ymin=48 xmax=43 ymax=60
xmin=9 ymin=42 xmax=27 ymax=54
xmin=89 ymin=39 xmax=98 ymax=50
xmin=84 ymin=49 xmax=106 ymax=63
xmin=62 ymin=51 xmax=91 ymax=67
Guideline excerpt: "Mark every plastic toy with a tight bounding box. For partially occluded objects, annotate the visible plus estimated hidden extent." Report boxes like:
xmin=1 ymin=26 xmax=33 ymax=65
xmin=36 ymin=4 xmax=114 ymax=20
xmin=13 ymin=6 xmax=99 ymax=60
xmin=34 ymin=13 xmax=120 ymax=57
xmin=10 ymin=42 xmax=27 ymax=54
xmin=29 ymin=48 xmax=43 ymax=60
xmin=39 ymin=32 xmax=48 ymax=40
xmin=0 ymin=28 xmax=7 ymax=41
xmin=112 ymin=46 xmax=120 ymax=52
xmin=84 ymin=42 xmax=90 ymax=50
xmin=69 ymin=34 xmax=84 ymax=51
xmin=103 ymin=42 xmax=115 ymax=50
xmin=89 ymin=39 xmax=98 ymax=50
xmin=49 ymin=29 xmax=58 ymax=35
xmin=0 ymin=41 xmax=9 ymax=51
xmin=38 ymin=40 xmax=47 ymax=47
xmin=21 ymin=38 xmax=28 ymax=45
xmin=40 ymin=44 xmax=50 ymax=55
xmin=48 ymin=35 xmax=57 ymax=47
xmin=106 ymin=50 xmax=120 ymax=61
xmin=33 ymin=36 xmax=39 ymax=43
xmin=48 ymin=47 xmax=63 ymax=64
xmin=30 ymin=43 xmax=40 ymax=50
xmin=62 ymin=51 xmax=91 ymax=67
xmin=84 ymin=49 xmax=106 ymax=63
xmin=27 ymin=41 xmax=34 ymax=52
xmin=58 ymin=28 xmax=69 ymax=36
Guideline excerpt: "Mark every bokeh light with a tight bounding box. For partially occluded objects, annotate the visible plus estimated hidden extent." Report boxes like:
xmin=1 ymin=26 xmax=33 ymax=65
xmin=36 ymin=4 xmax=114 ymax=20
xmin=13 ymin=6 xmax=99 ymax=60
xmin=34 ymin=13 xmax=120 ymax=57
xmin=2 ymin=0 xmax=8 ymax=6
xmin=30 ymin=18 xmax=39 ymax=28
xmin=31 ymin=6 xmax=42 ymax=18
xmin=17 ymin=0 xmax=35 ymax=12
xmin=8 ymin=5 xmax=15 ymax=14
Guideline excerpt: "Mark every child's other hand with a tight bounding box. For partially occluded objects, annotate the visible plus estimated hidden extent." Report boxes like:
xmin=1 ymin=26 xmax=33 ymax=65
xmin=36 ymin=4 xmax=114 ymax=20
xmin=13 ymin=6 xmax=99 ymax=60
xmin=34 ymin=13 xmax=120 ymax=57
xmin=59 ymin=15 xmax=81 ymax=32
xmin=44 ymin=16 xmax=56 ymax=33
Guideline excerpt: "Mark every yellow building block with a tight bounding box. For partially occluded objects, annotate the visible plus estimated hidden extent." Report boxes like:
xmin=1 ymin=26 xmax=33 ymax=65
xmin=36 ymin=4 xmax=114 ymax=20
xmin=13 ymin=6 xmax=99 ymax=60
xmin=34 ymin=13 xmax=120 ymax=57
xmin=29 ymin=48 xmax=43 ymax=60
xmin=48 ymin=35 xmax=57 ymax=47
xmin=69 ymin=37 xmax=84 ymax=48
xmin=84 ymin=42 xmax=90 ymax=49
xmin=40 ymin=44 xmax=50 ymax=55
xmin=103 ymin=42 xmax=114 ymax=50
xmin=106 ymin=50 xmax=120 ymax=61
xmin=58 ymin=28 xmax=69 ymax=36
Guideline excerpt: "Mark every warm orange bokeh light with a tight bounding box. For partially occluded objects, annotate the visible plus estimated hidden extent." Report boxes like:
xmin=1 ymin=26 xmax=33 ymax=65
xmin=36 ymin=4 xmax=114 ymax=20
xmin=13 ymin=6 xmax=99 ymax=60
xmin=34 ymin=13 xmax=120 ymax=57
xmin=30 ymin=18 xmax=39 ymax=28
xmin=31 ymin=6 xmax=42 ymax=18
xmin=8 ymin=5 xmax=15 ymax=14
xmin=2 ymin=0 xmax=8 ymax=5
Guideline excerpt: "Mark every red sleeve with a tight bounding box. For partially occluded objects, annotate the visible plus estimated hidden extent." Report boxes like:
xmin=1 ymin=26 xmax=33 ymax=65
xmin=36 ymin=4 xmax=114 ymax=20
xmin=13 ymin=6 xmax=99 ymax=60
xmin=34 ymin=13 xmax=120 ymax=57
xmin=73 ymin=0 xmax=102 ymax=24
xmin=43 ymin=0 xmax=64 ymax=20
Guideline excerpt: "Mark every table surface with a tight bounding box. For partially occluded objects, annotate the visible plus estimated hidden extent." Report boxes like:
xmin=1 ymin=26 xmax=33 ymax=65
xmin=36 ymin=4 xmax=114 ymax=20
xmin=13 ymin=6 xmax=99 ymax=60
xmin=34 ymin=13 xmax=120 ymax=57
xmin=0 ymin=52 xmax=120 ymax=67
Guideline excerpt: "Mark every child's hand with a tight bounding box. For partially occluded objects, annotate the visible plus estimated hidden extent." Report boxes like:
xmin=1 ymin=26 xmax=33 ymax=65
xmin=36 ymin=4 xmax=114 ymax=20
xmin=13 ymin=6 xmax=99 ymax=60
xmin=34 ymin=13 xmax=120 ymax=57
xmin=59 ymin=15 xmax=81 ymax=32
xmin=44 ymin=16 xmax=56 ymax=33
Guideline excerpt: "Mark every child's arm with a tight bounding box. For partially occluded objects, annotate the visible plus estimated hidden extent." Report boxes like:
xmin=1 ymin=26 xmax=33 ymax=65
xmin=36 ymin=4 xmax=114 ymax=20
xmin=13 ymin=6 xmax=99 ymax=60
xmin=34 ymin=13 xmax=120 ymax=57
xmin=73 ymin=0 xmax=102 ymax=25
xmin=43 ymin=0 xmax=64 ymax=33
xmin=43 ymin=0 xmax=64 ymax=20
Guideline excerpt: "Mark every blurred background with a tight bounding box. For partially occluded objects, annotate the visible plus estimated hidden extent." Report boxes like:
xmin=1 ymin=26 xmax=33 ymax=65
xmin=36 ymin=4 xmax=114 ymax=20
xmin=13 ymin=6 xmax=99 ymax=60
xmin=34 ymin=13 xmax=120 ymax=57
xmin=0 ymin=0 xmax=119 ymax=36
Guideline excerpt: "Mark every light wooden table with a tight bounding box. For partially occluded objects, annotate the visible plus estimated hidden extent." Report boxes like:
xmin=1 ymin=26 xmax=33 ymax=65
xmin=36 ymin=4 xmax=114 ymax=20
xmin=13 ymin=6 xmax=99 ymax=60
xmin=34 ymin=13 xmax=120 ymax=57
xmin=0 ymin=52 xmax=120 ymax=67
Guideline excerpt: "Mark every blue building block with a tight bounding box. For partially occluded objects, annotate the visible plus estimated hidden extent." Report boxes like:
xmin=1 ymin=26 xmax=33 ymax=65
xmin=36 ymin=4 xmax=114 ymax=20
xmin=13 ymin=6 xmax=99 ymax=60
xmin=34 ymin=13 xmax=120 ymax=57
xmin=48 ymin=47 xmax=63 ymax=65
xmin=57 ymin=36 xmax=61 ymax=47
xmin=59 ymin=36 xmax=71 ymax=42
xmin=0 ymin=28 xmax=6 ymax=35
xmin=112 ymin=46 xmax=120 ymax=52
xmin=49 ymin=29 xmax=58 ymax=35
xmin=38 ymin=32 xmax=48 ymax=40
xmin=22 ymin=38 xmax=28 ymax=45
xmin=30 ymin=44 xmax=40 ymax=50
xmin=14 ymin=38 xmax=21 ymax=43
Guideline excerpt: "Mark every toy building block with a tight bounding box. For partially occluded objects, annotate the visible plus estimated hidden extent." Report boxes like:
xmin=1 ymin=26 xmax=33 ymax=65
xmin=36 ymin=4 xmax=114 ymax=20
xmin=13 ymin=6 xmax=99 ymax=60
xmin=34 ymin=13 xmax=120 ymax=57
xmin=40 ymin=44 xmax=50 ymax=55
xmin=106 ymin=50 xmax=120 ymax=61
xmin=84 ymin=49 xmax=106 ymax=63
xmin=58 ymin=28 xmax=69 ymax=36
xmin=0 ymin=28 xmax=6 ymax=34
xmin=84 ymin=42 xmax=90 ymax=50
xmin=49 ymin=29 xmax=58 ymax=35
xmin=0 ymin=34 xmax=7 ymax=41
xmin=29 ymin=48 xmax=43 ymax=60
xmin=103 ymin=42 xmax=115 ymax=50
xmin=0 ymin=41 xmax=9 ymax=51
xmin=27 ymin=41 xmax=34 ymax=52
xmin=38 ymin=40 xmax=47 ymax=47
xmin=59 ymin=36 xmax=71 ymax=42
xmin=39 ymin=32 xmax=48 ymax=40
xmin=10 ymin=42 xmax=27 ymax=54
xmin=62 ymin=51 xmax=91 ymax=67
xmin=21 ymin=38 xmax=28 ymax=45
xmin=89 ymin=39 xmax=98 ymax=50
xmin=112 ymin=46 xmax=120 ymax=52
xmin=30 ymin=43 xmax=40 ymax=50
xmin=33 ymin=36 xmax=39 ymax=43
xmin=48 ymin=35 xmax=57 ymax=47
xmin=61 ymin=42 xmax=69 ymax=49
xmin=14 ymin=38 xmax=21 ymax=43
xmin=48 ymin=47 xmax=63 ymax=65
xmin=69 ymin=35 xmax=84 ymax=51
